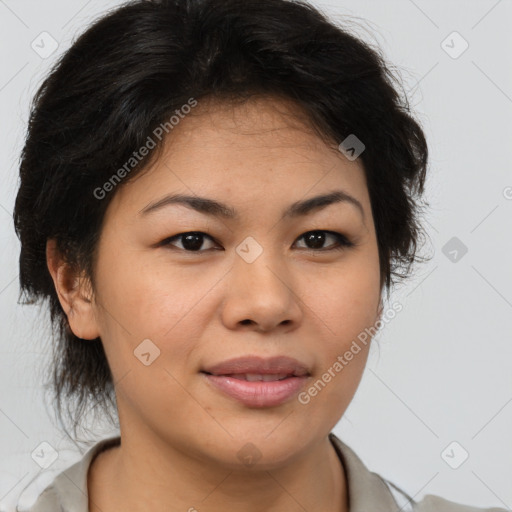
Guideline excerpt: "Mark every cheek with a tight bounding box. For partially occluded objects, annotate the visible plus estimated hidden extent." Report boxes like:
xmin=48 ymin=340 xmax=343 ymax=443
xmin=92 ymin=251 xmax=219 ymax=381
xmin=298 ymin=250 xmax=380 ymax=399
xmin=298 ymin=274 xmax=376 ymax=428
xmin=303 ymin=256 xmax=380 ymax=339
xmin=309 ymin=280 xmax=375 ymax=386
xmin=95 ymin=244 xmax=206 ymax=335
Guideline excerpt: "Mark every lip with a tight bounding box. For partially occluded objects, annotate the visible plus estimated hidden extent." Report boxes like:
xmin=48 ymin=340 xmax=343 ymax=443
xmin=202 ymin=373 xmax=309 ymax=408
xmin=201 ymin=355 xmax=311 ymax=408
xmin=202 ymin=355 xmax=310 ymax=377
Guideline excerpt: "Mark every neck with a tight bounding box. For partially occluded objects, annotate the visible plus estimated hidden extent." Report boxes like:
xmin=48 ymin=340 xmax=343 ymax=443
xmin=88 ymin=431 xmax=348 ymax=512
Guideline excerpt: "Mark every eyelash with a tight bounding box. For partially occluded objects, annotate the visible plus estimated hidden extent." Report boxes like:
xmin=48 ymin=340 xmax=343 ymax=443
xmin=159 ymin=230 xmax=355 ymax=253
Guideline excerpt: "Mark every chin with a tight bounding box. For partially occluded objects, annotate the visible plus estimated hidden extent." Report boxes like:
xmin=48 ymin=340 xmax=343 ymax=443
xmin=198 ymin=431 xmax=312 ymax=471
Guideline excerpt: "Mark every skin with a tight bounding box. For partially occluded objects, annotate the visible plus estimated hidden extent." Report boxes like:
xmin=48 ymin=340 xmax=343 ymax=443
xmin=46 ymin=94 xmax=383 ymax=512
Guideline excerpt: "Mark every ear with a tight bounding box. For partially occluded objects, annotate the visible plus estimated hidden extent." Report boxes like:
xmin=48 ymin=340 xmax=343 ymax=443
xmin=46 ymin=238 xmax=100 ymax=340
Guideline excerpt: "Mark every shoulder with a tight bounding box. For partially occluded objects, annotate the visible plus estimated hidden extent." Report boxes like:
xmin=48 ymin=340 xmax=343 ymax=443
xmin=411 ymin=493 xmax=508 ymax=512
xmin=328 ymin=432 xmax=507 ymax=512
xmin=16 ymin=486 xmax=61 ymax=512
xmin=383 ymin=479 xmax=507 ymax=512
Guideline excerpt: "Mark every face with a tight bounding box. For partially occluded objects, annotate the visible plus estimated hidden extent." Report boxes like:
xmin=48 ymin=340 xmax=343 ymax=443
xmin=75 ymin=95 xmax=382 ymax=468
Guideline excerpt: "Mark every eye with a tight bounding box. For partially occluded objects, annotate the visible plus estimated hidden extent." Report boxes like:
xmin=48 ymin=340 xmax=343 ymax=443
xmin=161 ymin=232 xmax=219 ymax=252
xmin=160 ymin=230 xmax=354 ymax=253
xmin=294 ymin=230 xmax=354 ymax=252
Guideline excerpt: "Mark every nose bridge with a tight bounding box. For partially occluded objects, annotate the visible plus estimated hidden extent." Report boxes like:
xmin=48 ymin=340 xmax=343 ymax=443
xmin=235 ymin=236 xmax=290 ymax=300
xmin=222 ymin=235 xmax=301 ymax=330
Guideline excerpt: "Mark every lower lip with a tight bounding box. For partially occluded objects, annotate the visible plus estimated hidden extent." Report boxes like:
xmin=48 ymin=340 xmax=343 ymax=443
xmin=202 ymin=373 xmax=309 ymax=408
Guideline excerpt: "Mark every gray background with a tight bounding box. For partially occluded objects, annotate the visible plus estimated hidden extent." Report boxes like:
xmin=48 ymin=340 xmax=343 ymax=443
xmin=0 ymin=0 xmax=511 ymax=510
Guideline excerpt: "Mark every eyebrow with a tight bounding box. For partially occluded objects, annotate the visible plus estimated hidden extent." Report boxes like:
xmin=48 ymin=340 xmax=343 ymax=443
xmin=139 ymin=190 xmax=365 ymax=221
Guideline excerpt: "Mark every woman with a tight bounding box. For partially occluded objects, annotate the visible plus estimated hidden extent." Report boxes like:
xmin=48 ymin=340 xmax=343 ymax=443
xmin=13 ymin=0 xmax=506 ymax=511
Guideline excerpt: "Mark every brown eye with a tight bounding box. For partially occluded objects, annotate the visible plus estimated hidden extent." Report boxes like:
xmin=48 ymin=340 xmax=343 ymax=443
xmin=294 ymin=230 xmax=354 ymax=251
xmin=162 ymin=232 xmax=219 ymax=252
xmin=160 ymin=230 xmax=354 ymax=253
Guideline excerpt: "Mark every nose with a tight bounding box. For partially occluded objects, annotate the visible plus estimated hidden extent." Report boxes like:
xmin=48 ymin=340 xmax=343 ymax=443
xmin=220 ymin=248 xmax=303 ymax=333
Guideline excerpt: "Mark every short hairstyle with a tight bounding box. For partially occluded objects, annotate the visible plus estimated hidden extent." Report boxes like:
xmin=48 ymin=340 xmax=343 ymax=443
xmin=13 ymin=0 xmax=430 ymax=437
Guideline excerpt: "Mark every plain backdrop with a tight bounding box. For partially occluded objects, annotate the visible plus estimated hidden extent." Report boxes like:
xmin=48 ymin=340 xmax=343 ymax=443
xmin=0 ymin=0 xmax=511 ymax=511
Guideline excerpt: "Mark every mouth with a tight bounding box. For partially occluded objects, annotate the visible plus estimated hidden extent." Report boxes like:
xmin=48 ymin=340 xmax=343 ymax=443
xmin=200 ymin=356 xmax=311 ymax=408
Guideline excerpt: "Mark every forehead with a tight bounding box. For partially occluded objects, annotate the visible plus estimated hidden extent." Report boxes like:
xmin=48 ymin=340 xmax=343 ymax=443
xmin=162 ymin=94 xmax=339 ymax=160
xmin=109 ymin=95 xmax=369 ymax=216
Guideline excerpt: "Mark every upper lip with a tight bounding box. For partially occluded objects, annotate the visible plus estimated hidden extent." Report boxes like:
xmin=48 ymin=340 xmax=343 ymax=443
xmin=202 ymin=356 xmax=310 ymax=377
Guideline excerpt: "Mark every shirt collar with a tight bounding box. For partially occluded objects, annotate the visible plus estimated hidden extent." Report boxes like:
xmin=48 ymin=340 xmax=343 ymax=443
xmin=22 ymin=436 xmax=121 ymax=512
xmin=329 ymin=433 xmax=399 ymax=511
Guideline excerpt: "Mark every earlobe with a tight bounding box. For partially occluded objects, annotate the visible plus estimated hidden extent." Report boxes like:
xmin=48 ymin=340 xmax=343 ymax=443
xmin=46 ymin=239 xmax=101 ymax=340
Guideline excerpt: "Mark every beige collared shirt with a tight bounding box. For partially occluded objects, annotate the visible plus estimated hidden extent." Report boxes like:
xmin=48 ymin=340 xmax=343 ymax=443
xmin=19 ymin=433 xmax=507 ymax=512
